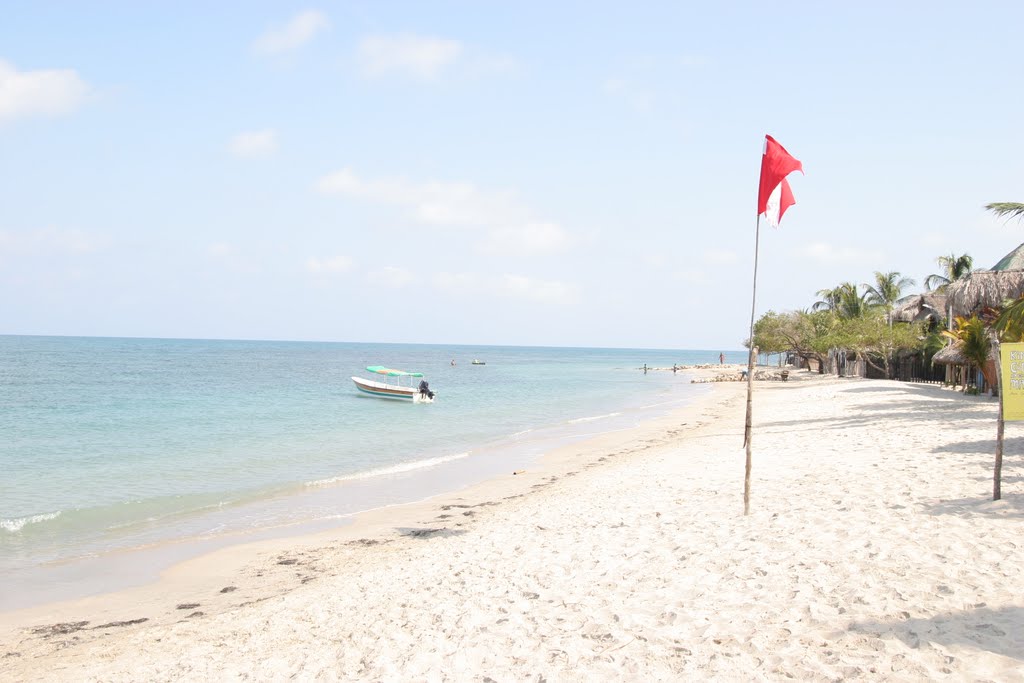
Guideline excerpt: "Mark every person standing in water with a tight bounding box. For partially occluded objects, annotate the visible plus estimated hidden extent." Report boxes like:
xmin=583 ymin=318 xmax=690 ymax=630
xmin=719 ymin=352 xmax=725 ymax=365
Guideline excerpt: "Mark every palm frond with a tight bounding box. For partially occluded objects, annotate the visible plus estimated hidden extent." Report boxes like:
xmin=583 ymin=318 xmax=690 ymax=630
xmin=986 ymin=202 xmax=1024 ymax=221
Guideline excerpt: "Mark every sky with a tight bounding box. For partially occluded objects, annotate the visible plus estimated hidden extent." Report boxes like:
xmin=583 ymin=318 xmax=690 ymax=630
xmin=2 ymin=2 xmax=1023 ymax=350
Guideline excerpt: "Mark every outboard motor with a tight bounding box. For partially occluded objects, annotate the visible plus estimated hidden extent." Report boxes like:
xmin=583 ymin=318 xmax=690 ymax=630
xmin=418 ymin=380 xmax=435 ymax=400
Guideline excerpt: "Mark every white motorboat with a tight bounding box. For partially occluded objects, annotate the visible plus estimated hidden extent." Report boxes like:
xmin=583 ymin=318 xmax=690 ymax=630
xmin=352 ymin=366 xmax=435 ymax=403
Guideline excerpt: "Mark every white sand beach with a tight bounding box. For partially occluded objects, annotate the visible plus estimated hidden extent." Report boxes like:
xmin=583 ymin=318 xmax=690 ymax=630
xmin=3 ymin=370 xmax=1023 ymax=681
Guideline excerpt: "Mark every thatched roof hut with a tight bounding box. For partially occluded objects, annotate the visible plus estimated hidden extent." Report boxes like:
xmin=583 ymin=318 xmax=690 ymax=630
xmin=991 ymin=241 xmax=1024 ymax=271
xmin=892 ymin=291 xmax=947 ymax=324
xmin=932 ymin=341 xmax=999 ymax=391
xmin=946 ymin=270 xmax=1024 ymax=318
xmin=946 ymin=242 xmax=1024 ymax=318
xmin=932 ymin=344 xmax=967 ymax=366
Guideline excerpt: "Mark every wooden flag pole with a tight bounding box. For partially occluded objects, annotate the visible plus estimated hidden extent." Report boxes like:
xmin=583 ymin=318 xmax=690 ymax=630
xmin=995 ymin=342 xmax=1004 ymax=501
xmin=743 ymin=214 xmax=761 ymax=515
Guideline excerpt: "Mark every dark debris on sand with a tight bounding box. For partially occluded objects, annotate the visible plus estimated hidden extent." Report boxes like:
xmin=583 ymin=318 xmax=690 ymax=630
xmin=92 ymin=618 xmax=149 ymax=630
xmin=32 ymin=622 xmax=89 ymax=637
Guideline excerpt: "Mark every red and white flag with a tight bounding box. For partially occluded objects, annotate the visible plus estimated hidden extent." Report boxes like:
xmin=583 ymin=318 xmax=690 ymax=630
xmin=757 ymin=135 xmax=803 ymax=228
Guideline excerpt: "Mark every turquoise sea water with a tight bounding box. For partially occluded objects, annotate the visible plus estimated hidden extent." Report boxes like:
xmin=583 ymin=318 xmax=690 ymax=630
xmin=0 ymin=336 xmax=741 ymax=607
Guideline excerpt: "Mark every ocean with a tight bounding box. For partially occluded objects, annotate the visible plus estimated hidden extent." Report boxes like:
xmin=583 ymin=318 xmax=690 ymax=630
xmin=0 ymin=335 xmax=740 ymax=608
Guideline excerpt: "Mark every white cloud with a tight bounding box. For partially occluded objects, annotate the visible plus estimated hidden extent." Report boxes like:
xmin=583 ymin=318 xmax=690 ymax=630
xmin=253 ymin=10 xmax=330 ymax=55
xmin=918 ymin=232 xmax=952 ymax=249
xmin=798 ymin=242 xmax=885 ymax=265
xmin=602 ymin=77 xmax=654 ymax=112
xmin=432 ymin=271 xmax=479 ymax=292
xmin=367 ymin=265 xmax=415 ymax=288
xmin=317 ymin=168 xmax=571 ymax=255
xmin=206 ymin=242 xmax=260 ymax=274
xmin=0 ymin=227 xmax=103 ymax=255
xmin=481 ymin=221 xmax=570 ymax=255
xmin=306 ymin=255 xmax=353 ymax=274
xmin=318 ymin=168 xmax=516 ymax=226
xmin=357 ymin=33 xmax=462 ymax=81
xmin=315 ymin=167 xmax=516 ymax=227
xmin=678 ymin=55 xmax=709 ymax=68
xmin=497 ymin=274 xmax=580 ymax=305
xmin=0 ymin=60 xmax=89 ymax=124
xmin=207 ymin=242 xmax=234 ymax=256
xmin=702 ymin=248 xmax=739 ymax=266
xmin=229 ymin=129 xmax=278 ymax=159
xmin=430 ymin=271 xmax=580 ymax=305
xmin=672 ymin=270 xmax=710 ymax=285
xmin=466 ymin=54 xmax=518 ymax=78
xmin=642 ymin=253 xmax=668 ymax=269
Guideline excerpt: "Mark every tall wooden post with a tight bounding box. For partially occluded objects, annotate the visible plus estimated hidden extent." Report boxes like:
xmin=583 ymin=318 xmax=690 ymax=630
xmin=743 ymin=216 xmax=761 ymax=515
xmin=994 ymin=342 xmax=1004 ymax=501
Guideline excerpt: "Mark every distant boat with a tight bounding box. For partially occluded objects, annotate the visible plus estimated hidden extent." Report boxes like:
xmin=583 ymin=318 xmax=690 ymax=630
xmin=352 ymin=366 xmax=435 ymax=403
xmin=471 ymin=359 xmax=486 ymax=365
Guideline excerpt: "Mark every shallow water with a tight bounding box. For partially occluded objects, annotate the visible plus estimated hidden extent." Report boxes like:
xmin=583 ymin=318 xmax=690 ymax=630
xmin=0 ymin=335 xmax=739 ymax=605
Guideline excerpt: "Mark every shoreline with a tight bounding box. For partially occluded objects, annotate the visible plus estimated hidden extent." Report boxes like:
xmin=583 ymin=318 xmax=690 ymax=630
xmin=0 ymin=366 xmax=710 ymax=613
xmin=0 ymin=366 xmax=728 ymax=637
xmin=5 ymin=370 xmax=1022 ymax=679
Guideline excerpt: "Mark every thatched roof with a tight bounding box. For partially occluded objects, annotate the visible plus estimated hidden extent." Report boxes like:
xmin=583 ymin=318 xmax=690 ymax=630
xmin=990 ymin=241 xmax=1024 ymax=271
xmin=932 ymin=344 xmax=966 ymax=365
xmin=892 ymin=291 xmax=947 ymax=324
xmin=931 ymin=342 xmax=997 ymax=366
xmin=946 ymin=269 xmax=1024 ymax=318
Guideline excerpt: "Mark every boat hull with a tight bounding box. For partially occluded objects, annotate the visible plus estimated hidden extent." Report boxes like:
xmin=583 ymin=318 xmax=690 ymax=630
xmin=352 ymin=376 xmax=433 ymax=403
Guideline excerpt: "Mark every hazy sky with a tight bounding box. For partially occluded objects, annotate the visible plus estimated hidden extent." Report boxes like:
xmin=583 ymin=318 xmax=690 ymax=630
xmin=2 ymin=2 xmax=1023 ymax=349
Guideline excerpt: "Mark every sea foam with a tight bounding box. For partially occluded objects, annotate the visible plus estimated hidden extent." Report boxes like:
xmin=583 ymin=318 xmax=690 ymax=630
xmin=1 ymin=511 xmax=62 ymax=533
xmin=305 ymin=452 xmax=472 ymax=487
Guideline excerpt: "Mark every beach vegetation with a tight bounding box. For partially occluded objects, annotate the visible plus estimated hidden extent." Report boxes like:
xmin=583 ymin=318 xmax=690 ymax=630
xmin=924 ymin=253 xmax=974 ymax=291
xmin=863 ymin=271 xmax=915 ymax=325
xmin=985 ymin=202 xmax=1024 ymax=222
xmin=993 ymin=296 xmax=1024 ymax=342
xmin=831 ymin=312 xmax=926 ymax=378
xmin=755 ymin=246 xmax=990 ymax=384
xmin=941 ymin=315 xmax=994 ymax=392
xmin=757 ymin=285 xmax=929 ymax=380
xmin=752 ymin=309 xmax=835 ymax=372
xmin=813 ymin=282 xmax=868 ymax=319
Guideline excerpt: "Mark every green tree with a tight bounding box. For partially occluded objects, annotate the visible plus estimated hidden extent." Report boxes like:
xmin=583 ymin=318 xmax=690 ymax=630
xmin=863 ymin=271 xmax=915 ymax=325
xmin=992 ymin=297 xmax=1024 ymax=342
xmin=834 ymin=312 xmax=925 ymax=378
xmin=752 ymin=309 xmax=836 ymax=373
xmin=924 ymin=253 xmax=973 ymax=291
xmin=942 ymin=315 xmax=994 ymax=392
xmin=748 ymin=310 xmax=791 ymax=356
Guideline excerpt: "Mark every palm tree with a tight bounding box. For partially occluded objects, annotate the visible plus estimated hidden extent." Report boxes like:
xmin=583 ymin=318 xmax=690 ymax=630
xmin=994 ymin=296 xmax=1024 ymax=342
xmin=986 ymin=202 xmax=1024 ymax=221
xmin=813 ymin=282 xmax=866 ymax=319
xmin=942 ymin=315 xmax=994 ymax=392
xmin=925 ymin=253 xmax=973 ymax=291
xmin=812 ymin=286 xmax=843 ymax=312
xmin=863 ymin=271 xmax=915 ymax=325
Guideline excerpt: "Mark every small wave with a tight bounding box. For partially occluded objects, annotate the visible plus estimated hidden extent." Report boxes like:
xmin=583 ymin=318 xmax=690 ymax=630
xmin=568 ymin=412 xmax=621 ymax=424
xmin=638 ymin=399 xmax=682 ymax=410
xmin=1 ymin=511 xmax=62 ymax=533
xmin=305 ymin=452 xmax=472 ymax=487
xmin=509 ymin=428 xmax=534 ymax=438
